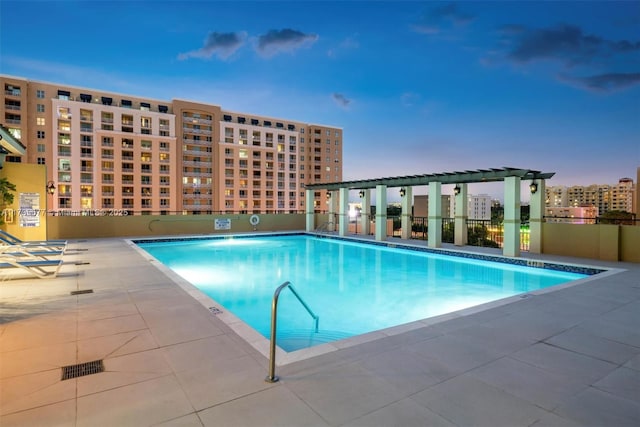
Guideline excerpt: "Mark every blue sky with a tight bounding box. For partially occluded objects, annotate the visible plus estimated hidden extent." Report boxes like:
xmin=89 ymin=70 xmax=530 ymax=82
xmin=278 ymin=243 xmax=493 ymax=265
xmin=1 ymin=0 xmax=639 ymax=199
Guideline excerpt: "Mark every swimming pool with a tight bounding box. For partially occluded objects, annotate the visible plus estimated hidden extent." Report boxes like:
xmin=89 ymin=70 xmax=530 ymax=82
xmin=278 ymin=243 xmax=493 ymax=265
xmin=135 ymin=233 xmax=601 ymax=352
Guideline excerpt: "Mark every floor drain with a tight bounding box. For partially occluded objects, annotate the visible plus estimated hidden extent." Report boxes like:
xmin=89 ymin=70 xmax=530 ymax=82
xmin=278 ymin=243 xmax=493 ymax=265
xmin=61 ymin=360 xmax=104 ymax=380
xmin=209 ymin=306 xmax=223 ymax=315
xmin=70 ymin=289 xmax=94 ymax=295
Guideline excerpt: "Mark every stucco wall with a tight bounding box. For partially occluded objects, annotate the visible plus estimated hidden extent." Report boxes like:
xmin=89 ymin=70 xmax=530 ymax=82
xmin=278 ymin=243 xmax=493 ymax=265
xmin=542 ymin=222 xmax=639 ymax=262
xmin=0 ymin=163 xmax=48 ymax=241
xmin=47 ymin=213 xmax=306 ymax=239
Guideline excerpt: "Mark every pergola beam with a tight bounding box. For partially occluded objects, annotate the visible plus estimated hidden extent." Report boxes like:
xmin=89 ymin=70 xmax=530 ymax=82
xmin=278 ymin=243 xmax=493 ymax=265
xmin=305 ymin=167 xmax=555 ymax=191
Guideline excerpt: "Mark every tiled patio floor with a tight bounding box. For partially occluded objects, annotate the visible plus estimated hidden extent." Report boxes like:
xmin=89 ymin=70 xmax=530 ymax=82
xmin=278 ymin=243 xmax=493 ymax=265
xmin=1 ymin=236 xmax=639 ymax=426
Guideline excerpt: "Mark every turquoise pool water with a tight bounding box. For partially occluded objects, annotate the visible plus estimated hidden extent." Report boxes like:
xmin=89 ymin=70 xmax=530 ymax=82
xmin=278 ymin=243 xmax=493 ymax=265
xmin=136 ymin=234 xmax=589 ymax=351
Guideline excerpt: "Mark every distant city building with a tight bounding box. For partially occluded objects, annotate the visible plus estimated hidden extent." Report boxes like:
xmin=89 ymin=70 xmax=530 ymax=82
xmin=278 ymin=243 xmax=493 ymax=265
xmin=414 ymin=194 xmax=490 ymax=220
xmin=545 ymin=206 xmax=598 ymax=224
xmin=546 ymin=177 xmax=636 ymax=216
xmin=1 ymin=75 xmax=343 ymax=215
xmin=413 ymin=195 xmax=452 ymax=219
xmin=465 ymin=194 xmax=492 ymax=220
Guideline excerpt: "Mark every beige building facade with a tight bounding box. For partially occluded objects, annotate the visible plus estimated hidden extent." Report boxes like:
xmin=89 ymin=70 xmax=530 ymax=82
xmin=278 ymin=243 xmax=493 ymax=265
xmin=546 ymin=177 xmax=637 ymax=216
xmin=1 ymin=75 xmax=342 ymax=215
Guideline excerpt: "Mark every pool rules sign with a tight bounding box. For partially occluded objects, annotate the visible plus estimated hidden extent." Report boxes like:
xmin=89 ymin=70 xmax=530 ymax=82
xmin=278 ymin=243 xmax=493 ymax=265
xmin=19 ymin=192 xmax=40 ymax=228
xmin=215 ymin=218 xmax=231 ymax=230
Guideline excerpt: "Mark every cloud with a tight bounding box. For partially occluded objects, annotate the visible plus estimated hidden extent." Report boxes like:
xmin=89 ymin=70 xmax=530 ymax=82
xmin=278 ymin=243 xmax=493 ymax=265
xmin=495 ymin=23 xmax=640 ymax=92
xmin=501 ymin=24 xmax=640 ymax=67
xmin=411 ymin=2 xmax=475 ymax=34
xmin=332 ymin=93 xmax=351 ymax=108
xmin=559 ymin=72 xmax=640 ymax=92
xmin=328 ymin=36 xmax=359 ymax=58
xmin=178 ymin=31 xmax=246 ymax=60
xmin=255 ymin=29 xmax=319 ymax=57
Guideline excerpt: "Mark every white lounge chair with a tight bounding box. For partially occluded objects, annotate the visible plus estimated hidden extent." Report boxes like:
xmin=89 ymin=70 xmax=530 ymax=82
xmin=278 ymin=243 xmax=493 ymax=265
xmin=0 ymin=255 xmax=64 ymax=279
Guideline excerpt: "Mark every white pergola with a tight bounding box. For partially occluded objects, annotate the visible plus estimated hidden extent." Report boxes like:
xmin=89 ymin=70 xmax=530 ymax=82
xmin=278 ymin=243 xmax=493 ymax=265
xmin=304 ymin=167 xmax=554 ymax=257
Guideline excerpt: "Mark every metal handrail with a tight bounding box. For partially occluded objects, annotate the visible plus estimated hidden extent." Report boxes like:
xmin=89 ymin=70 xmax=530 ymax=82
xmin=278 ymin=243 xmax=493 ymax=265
xmin=265 ymin=281 xmax=319 ymax=383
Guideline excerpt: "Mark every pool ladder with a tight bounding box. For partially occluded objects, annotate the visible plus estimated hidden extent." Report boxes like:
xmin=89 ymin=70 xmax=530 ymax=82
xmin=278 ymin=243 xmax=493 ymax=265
xmin=265 ymin=281 xmax=319 ymax=383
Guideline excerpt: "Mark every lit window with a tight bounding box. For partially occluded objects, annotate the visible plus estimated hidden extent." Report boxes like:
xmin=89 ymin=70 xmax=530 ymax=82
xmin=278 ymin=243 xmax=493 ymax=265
xmin=36 ymin=117 xmax=45 ymax=126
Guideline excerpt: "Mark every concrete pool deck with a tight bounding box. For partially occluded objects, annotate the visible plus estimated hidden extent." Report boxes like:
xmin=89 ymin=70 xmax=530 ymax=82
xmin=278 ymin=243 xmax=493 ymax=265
xmin=1 ymin=236 xmax=639 ymax=426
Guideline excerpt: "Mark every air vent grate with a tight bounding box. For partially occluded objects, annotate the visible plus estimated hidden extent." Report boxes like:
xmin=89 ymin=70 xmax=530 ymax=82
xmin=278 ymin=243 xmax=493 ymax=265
xmin=61 ymin=360 xmax=104 ymax=380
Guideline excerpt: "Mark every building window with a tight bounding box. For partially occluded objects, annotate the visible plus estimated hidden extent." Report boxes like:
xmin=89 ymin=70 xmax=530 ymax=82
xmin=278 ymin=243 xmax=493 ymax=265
xmin=36 ymin=89 xmax=45 ymax=99
xmin=37 ymin=157 xmax=45 ymax=165
xmin=37 ymin=131 xmax=45 ymax=139
xmin=36 ymin=117 xmax=45 ymax=126
xmin=37 ymin=104 xmax=45 ymax=113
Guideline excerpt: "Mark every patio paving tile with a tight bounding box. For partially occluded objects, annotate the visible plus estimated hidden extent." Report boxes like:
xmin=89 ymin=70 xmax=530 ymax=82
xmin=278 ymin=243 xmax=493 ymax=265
xmin=553 ymin=387 xmax=640 ymax=426
xmin=511 ymin=342 xmax=618 ymax=385
xmin=197 ymin=386 xmax=329 ymax=427
xmin=283 ymin=362 xmax=405 ymax=426
xmin=468 ymin=356 xmax=588 ymax=411
xmin=411 ymin=374 xmax=550 ymax=427
xmin=76 ymin=375 xmax=194 ymax=427
xmin=342 ymin=398 xmax=456 ymax=427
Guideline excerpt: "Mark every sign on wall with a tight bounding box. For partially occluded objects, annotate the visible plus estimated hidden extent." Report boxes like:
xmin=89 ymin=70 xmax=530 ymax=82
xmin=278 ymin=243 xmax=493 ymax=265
xmin=214 ymin=218 xmax=231 ymax=230
xmin=19 ymin=192 xmax=40 ymax=227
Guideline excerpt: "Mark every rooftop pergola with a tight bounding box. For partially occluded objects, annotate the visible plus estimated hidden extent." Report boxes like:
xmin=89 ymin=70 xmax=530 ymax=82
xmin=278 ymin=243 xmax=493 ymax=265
xmin=305 ymin=167 xmax=555 ymax=190
xmin=304 ymin=167 xmax=555 ymax=258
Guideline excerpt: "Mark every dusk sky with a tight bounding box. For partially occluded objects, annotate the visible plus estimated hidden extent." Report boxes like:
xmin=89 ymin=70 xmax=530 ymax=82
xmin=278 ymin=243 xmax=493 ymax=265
xmin=1 ymin=1 xmax=639 ymax=199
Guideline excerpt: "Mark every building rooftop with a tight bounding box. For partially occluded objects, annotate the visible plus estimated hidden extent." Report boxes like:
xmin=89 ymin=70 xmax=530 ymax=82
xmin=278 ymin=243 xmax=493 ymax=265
xmin=1 ymin=236 xmax=639 ymax=426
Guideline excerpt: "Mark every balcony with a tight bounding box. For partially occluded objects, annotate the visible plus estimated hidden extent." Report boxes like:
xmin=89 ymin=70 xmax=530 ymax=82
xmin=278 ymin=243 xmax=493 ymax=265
xmin=183 ymin=160 xmax=212 ymax=167
xmin=182 ymin=138 xmax=210 ymax=146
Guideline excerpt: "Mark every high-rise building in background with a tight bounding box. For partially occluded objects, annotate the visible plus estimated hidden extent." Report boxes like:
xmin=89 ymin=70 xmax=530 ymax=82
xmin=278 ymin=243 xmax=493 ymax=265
xmin=1 ymin=75 xmax=343 ymax=215
xmin=546 ymin=178 xmax=637 ymax=217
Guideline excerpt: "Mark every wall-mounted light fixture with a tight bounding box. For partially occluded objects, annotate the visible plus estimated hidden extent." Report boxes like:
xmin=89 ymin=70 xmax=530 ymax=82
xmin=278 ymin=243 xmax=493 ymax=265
xmin=454 ymin=185 xmax=461 ymax=195
xmin=326 ymin=192 xmax=331 ymax=200
xmin=399 ymin=188 xmax=406 ymax=198
xmin=530 ymin=181 xmax=538 ymax=194
xmin=359 ymin=190 xmax=365 ymax=198
xmin=46 ymin=181 xmax=56 ymax=195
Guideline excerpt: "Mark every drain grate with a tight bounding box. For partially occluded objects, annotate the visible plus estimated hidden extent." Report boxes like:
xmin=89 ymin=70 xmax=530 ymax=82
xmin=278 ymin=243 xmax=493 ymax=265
xmin=70 ymin=289 xmax=94 ymax=295
xmin=61 ymin=360 xmax=104 ymax=380
xmin=209 ymin=306 xmax=223 ymax=315
xmin=74 ymin=261 xmax=90 ymax=265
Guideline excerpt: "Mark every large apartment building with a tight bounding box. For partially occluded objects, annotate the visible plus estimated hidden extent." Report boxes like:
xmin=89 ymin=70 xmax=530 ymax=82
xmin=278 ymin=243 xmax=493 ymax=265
xmin=545 ymin=178 xmax=637 ymax=216
xmin=1 ymin=76 xmax=342 ymax=215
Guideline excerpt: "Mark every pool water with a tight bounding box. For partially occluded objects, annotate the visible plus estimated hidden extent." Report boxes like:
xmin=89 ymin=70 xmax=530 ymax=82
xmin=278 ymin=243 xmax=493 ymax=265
xmin=137 ymin=234 xmax=588 ymax=351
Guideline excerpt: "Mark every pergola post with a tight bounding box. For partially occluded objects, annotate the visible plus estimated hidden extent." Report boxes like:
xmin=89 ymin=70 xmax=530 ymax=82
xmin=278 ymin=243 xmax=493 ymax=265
xmin=401 ymin=186 xmax=413 ymax=239
xmin=454 ymin=183 xmax=468 ymax=246
xmin=375 ymin=185 xmax=387 ymax=241
xmin=305 ymin=189 xmax=315 ymax=231
xmin=503 ymin=176 xmax=521 ymax=257
xmin=327 ymin=190 xmax=337 ymax=231
xmin=338 ymin=187 xmax=349 ymax=236
xmin=529 ymin=179 xmax=545 ymax=253
xmin=360 ymin=189 xmax=371 ymax=235
xmin=428 ymin=182 xmax=442 ymax=248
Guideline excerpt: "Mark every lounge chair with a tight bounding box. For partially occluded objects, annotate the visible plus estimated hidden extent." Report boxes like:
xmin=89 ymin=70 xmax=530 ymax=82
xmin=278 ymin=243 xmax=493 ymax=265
xmin=0 ymin=232 xmax=67 ymax=251
xmin=0 ymin=254 xmax=64 ymax=279
xmin=0 ymin=245 xmax=64 ymax=260
xmin=0 ymin=230 xmax=67 ymax=245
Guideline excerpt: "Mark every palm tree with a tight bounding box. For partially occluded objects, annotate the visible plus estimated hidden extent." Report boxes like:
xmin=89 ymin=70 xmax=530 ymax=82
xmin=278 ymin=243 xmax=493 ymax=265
xmin=0 ymin=177 xmax=16 ymax=225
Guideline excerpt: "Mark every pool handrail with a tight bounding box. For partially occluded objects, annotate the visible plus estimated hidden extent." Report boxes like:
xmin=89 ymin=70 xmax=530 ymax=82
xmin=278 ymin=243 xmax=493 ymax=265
xmin=265 ymin=281 xmax=319 ymax=383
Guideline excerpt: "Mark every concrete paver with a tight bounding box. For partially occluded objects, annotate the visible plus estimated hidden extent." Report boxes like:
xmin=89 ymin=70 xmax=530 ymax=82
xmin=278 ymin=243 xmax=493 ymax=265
xmin=1 ymin=236 xmax=639 ymax=426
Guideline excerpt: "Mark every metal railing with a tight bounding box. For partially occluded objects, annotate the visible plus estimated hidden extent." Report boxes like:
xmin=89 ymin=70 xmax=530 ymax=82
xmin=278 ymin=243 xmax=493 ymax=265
xmin=266 ymin=281 xmax=319 ymax=383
